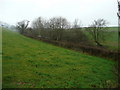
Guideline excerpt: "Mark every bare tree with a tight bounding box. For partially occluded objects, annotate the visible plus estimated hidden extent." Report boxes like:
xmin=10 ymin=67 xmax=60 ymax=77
xmin=88 ymin=19 xmax=108 ymax=46
xmin=73 ymin=19 xmax=82 ymax=29
xmin=32 ymin=17 xmax=45 ymax=30
xmin=49 ymin=17 xmax=69 ymax=29
xmin=49 ymin=17 xmax=69 ymax=40
xmin=117 ymin=0 xmax=120 ymax=37
xmin=117 ymin=0 xmax=120 ymax=20
xmin=32 ymin=17 xmax=46 ymax=37
xmin=16 ymin=20 xmax=29 ymax=34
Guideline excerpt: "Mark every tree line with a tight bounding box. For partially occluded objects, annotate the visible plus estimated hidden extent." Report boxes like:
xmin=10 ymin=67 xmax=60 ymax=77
xmin=16 ymin=16 xmax=108 ymax=47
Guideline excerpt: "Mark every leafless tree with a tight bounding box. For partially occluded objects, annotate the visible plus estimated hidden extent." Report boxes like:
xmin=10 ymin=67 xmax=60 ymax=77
xmin=32 ymin=17 xmax=44 ymax=29
xmin=73 ymin=19 xmax=82 ymax=29
xmin=49 ymin=17 xmax=69 ymax=40
xmin=117 ymin=0 xmax=120 ymax=20
xmin=117 ymin=0 xmax=120 ymax=37
xmin=49 ymin=17 xmax=69 ymax=29
xmin=88 ymin=19 xmax=108 ymax=46
xmin=16 ymin=20 xmax=29 ymax=34
xmin=32 ymin=17 xmax=47 ymax=37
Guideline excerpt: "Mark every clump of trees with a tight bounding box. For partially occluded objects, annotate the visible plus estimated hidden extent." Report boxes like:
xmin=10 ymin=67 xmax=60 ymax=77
xmin=16 ymin=17 xmax=108 ymax=46
xmin=22 ymin=16 xmax=90 ymax=45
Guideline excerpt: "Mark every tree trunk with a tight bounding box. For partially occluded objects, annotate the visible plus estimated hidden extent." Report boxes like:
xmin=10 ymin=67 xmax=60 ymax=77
xmin=95 ymin=41 xmax=102 ymax=47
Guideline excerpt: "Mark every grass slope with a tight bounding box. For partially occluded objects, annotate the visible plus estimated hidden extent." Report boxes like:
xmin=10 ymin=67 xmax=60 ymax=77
xmin=2 ymin=29 xmax=117 ymax=88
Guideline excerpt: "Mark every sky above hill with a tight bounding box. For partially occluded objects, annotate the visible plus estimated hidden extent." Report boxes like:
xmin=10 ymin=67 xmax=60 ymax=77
xmin=0 ymin=0 xmax=119 ymax=27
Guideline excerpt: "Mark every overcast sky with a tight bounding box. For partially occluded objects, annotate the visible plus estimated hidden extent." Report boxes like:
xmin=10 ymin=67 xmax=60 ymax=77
xmin=0 ymin=0 xmax=119 ymax=26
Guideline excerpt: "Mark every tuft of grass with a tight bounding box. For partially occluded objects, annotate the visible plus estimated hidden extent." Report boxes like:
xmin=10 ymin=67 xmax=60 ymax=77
xmin=2 ymin=29 xmax=118 ymax=88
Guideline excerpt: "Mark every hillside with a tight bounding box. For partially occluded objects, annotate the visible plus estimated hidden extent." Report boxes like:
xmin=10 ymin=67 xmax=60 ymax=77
xmin=2 ymin=29 xmax=118 ymax=88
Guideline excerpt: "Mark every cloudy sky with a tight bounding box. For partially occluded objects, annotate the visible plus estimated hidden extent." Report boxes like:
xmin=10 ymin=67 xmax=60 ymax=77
xmin=0 ymin=0 xmax=118 ymax=26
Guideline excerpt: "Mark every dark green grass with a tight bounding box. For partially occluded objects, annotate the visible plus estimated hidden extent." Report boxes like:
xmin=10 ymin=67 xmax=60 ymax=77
xmin=2 ymin=29 xmax=118 ymax=88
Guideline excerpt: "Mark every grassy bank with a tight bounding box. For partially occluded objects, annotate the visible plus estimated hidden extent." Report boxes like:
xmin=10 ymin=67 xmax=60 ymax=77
xmin=2 ymin=29 xmax=118 ymax=88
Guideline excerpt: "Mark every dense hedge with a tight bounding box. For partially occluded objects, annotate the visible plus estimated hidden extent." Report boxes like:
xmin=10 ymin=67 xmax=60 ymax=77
xmin=24 ymin=34 xmax=119 ymax=61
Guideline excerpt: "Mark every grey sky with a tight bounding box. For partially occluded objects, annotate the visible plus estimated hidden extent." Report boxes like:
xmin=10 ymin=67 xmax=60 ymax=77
xmin=0 ymin=0 xmax=118 ymax=26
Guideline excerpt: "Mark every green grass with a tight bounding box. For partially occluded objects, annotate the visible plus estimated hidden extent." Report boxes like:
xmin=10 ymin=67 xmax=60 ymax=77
xmin=2 ymin=29 xmax=118 ymax=88
xmin=102 ymin=31 xmax=118 ymax=50
xmin=101 ymin=27 xmax=118 ymax=50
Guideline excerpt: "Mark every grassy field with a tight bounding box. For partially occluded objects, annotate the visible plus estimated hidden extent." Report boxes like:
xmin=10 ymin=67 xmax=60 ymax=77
xmin=2 ymin=29 xmax=118 ymax=88
xmin=101 ymin=27 xmax=118 ymax=50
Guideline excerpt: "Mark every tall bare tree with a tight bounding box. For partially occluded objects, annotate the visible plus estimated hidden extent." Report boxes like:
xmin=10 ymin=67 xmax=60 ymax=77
xmin=32 ymin=17 xmax=46 ymax=37
xmin=32 ymin=17 xmax=45 ymax=30
xmin=118 ymin=0 xmax=120 ymax=20
xmin=88 ymin=19 xmax=108 ymax=46
xmin=73 ymin=19 xmax=82 ymax=29
xmin=49 ymin=17 xmax=69 ymax=40
xmin=117 ymin=0 xmax=120 ymax=37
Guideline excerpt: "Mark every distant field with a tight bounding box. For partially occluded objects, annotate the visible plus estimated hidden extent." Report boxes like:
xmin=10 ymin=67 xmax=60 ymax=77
xmin=106 ymin=27 xmax=118 ymax=32
xmin=2 ymin=29 xmax=118 ymax=88
xmin=83 ymin=27 xmax=118 ymax=51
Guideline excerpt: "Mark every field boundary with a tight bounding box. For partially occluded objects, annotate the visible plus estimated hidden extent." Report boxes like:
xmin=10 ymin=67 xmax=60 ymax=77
xmin=24 ymin=34 xmax=119 ymax=61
